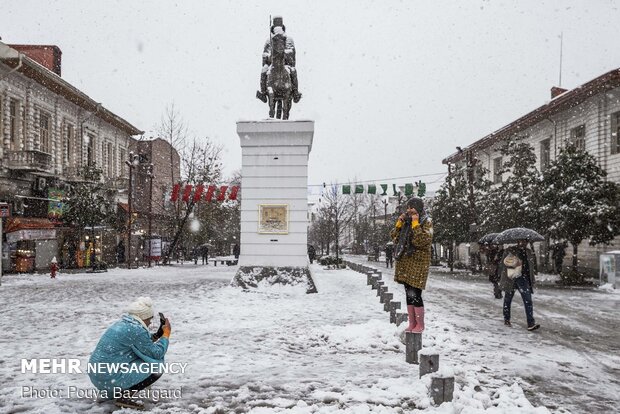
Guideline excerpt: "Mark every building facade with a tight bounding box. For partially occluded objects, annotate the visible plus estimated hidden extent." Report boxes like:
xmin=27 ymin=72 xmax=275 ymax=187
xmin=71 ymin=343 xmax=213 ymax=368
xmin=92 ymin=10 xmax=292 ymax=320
xmin=443 ymin=68 xmax=620 ymax=273
xmin=124 ymin=137 xmax=180 ymax=263
xmin=0 ymin=41 xmax=142 ymax=272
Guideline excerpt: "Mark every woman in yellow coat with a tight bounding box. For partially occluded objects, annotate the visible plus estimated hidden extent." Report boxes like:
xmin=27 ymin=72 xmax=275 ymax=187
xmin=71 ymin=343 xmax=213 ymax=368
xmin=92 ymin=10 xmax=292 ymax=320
xmin=391 ymin=197 xmax=433 ymax=333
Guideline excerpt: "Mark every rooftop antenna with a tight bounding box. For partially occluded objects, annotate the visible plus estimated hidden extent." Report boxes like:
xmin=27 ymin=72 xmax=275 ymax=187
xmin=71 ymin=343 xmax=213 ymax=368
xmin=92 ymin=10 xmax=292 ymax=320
xmin=559 ymin=32 xmax=563 ymax=87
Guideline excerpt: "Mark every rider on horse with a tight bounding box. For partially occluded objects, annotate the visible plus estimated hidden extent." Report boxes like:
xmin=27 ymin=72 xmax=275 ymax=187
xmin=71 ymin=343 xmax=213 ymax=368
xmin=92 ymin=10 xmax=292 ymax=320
xmin=256 ymin=16 xmax=302 ymax=104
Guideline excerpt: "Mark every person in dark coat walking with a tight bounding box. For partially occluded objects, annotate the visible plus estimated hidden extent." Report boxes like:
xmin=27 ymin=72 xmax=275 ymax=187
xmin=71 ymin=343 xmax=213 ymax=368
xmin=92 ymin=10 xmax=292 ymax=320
xmin=192 ymin=246 xmax=199 ymax=265
xmin=201 ymin=246 xmax=209 ymax=265
xmin=307 ymin=244 xmax=316 ymax=264
xmin=385 ymin=242 xmax=394 ymax=268
xmin=499 ymin=240 xmax=540 ymax=331
xmin=482 ymin=244 xmax=503 ymax=299
xmin=551 ymin=241 xmax=567 ymax=275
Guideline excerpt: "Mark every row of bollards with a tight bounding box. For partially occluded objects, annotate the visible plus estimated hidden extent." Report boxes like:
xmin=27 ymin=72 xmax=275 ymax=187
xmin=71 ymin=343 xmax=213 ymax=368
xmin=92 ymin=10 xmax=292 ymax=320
xmin=344 ymin=260 xmax=455 ymax=406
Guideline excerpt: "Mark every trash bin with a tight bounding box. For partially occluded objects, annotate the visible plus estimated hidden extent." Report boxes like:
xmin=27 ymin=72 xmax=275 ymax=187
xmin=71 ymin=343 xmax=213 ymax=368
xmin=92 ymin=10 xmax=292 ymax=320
xmin=599 ymin=251 xmax=620 ymax=289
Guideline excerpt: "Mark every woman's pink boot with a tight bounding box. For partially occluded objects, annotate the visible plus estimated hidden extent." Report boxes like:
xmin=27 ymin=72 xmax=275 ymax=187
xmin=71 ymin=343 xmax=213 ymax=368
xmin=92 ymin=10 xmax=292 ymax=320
xmin=411 ymin=307 xmax=425 ymax=333
xmin=404 ymin=305 xmax=417 ymax=332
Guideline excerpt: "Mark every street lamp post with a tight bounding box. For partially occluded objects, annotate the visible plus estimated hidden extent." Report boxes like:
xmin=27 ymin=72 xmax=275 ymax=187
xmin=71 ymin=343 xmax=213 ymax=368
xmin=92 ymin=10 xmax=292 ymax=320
xmin=125 ymin=151 xmax=139 ymax=269
xmin=147 ymin=163 xmax=154 ymax=267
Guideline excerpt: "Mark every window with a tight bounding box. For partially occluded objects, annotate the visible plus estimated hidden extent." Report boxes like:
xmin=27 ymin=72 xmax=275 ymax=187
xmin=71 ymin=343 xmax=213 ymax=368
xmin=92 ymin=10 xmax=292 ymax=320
xmin=107 ymin=143 xmax=114 ymax=177
xmin=119 ymin=148 xmax=126 ymax=175
xmin=86 ymin=133 xmax=96 ymax=166
xmin=493 ymin=157 xmax=502 ymax=184
xmin=102 ymin=141 xmax=107 ymax=174
xmin=65 ymin=124 xmax=74 ymax=166
xmin=21 ymin=104 xmax=26 ymax=143
xmin=9 ymin=99 xmax=19 ymax=150
xmin=611 ymin=111 xmax=620 ymax=155
xmin=540 ymin=138 xmax=551 ymax=171
xmin=39 ymin=111 xmax=51 ymax=153
xmin=570 ymin=124 xmax=586 ymax=150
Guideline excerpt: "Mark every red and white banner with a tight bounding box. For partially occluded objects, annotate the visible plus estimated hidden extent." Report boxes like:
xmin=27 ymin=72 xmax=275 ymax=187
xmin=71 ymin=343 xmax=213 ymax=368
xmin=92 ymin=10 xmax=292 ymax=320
xmin=170 ymin=184 xmax=240 ymax=203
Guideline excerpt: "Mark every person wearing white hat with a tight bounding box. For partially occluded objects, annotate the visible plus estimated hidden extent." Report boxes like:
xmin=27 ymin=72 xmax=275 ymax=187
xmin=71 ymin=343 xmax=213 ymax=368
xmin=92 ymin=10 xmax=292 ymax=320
xmin=88 ymin=297 xmax=172 ymax=410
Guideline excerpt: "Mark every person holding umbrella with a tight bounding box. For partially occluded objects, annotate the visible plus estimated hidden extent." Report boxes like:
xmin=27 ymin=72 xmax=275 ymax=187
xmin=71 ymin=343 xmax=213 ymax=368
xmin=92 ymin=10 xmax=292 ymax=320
xmin=479 ymin=233 xmax=503 ymax=299
xmin=496 ymin=228 xmax=542 ymax=331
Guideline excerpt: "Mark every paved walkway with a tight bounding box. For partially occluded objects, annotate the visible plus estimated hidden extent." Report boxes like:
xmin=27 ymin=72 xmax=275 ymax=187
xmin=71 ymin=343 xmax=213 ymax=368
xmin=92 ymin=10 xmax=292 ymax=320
xmin=345 ymin=255 xmax=620 ymax=413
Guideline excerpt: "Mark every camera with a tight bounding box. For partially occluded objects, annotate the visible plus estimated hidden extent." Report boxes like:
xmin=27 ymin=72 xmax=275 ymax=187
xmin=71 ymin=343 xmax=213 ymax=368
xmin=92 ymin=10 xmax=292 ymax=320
xmin=152 ymin=312 xmax=166 ymax=341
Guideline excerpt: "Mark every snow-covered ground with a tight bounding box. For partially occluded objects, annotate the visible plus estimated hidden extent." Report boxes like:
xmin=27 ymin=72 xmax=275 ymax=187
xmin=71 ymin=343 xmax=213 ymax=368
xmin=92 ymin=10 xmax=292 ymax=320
xmin=0 ymin=260 xmax=616 ymax=413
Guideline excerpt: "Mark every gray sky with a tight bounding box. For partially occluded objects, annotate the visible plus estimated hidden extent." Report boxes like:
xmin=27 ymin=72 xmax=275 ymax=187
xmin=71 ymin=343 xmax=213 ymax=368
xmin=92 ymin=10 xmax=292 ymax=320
xmin=2 ymin=0 xmax=620 ymax=191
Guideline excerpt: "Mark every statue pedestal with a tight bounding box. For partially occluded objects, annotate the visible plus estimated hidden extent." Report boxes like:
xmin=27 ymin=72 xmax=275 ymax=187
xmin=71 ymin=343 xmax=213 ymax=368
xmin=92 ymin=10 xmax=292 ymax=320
xmin=232 ymin=120 xmax=317 ymax=293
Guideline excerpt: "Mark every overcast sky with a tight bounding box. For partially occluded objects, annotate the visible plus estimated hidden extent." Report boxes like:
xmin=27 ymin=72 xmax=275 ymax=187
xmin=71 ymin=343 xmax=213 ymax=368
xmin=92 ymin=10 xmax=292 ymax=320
xmin=2 ymin=0 xmax=620 ymax=191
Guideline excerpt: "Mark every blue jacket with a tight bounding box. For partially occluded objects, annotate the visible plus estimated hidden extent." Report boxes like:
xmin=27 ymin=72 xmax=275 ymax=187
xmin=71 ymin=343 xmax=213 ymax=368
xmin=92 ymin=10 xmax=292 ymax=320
xmin=88 ymin=315 xmax=169 ymax=393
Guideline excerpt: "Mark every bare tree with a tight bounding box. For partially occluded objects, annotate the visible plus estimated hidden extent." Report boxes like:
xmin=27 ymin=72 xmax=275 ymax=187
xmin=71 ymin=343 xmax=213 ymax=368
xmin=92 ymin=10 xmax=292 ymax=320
xmin=321 ymin=184 xmax=355 ymax=262
xmin=163 ymin=137 xmax=224 ymax=264
xmin=157 ymin=102 xmax=188 ymax=188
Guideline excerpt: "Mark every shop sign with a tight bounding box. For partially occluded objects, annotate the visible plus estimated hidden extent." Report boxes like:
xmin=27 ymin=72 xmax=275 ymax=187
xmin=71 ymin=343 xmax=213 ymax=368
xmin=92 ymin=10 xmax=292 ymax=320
xmin=148 ymin=238 xmax=162 ymax=258
xmin=6 ymin=229 xmax=56 ymax=243
xmin=0 ymin=202 xmax=10 ymax=218
xmin=48 ymin=188 xmax=65 ymax=220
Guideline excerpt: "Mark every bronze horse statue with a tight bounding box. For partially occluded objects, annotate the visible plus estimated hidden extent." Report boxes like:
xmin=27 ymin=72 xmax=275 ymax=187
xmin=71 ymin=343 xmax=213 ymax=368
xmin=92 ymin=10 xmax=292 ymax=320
xmin=266 ymin=32 xmax=294 ymax=119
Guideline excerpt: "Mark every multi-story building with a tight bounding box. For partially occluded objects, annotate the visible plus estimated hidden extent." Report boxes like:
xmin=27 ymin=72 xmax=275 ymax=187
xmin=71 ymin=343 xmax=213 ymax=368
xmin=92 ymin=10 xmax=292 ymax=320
xmin=0 ymin=41 xmax=142 ymax=272
xmin=123 ymin=137 xmax=180 ymax=262
xmin=443 ymin=68 xmax=620 ymax=274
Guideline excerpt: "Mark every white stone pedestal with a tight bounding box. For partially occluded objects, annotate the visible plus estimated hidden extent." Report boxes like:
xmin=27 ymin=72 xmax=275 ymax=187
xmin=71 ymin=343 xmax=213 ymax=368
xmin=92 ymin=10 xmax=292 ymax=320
xmin=232 ymin=120 xmax=316 ymax=293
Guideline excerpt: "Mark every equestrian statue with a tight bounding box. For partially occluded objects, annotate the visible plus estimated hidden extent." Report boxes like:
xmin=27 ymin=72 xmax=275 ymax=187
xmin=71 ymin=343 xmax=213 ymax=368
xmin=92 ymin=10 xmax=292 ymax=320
xmin=256 ymin=16 xmax=302 ymax=120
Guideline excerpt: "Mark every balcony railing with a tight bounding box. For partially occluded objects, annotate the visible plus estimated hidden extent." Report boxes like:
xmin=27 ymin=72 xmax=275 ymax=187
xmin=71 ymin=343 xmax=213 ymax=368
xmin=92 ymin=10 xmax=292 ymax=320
xmin=6 ymin=150 xmax=54 ymax=174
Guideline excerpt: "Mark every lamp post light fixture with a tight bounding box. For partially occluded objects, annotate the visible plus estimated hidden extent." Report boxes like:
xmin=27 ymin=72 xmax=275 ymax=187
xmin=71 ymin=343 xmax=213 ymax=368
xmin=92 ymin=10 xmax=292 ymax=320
xmin=147 ymin=163 xmax=155 ymax=268
xmin=125 ymin=151 xmax=139 ymax=269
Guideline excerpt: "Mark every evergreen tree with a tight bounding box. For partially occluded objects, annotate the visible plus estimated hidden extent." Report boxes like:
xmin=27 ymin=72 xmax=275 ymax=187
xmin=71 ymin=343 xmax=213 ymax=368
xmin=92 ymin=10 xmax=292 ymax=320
xmin=63 ymin=165 xmax=116 ymax=266
xmin=431 ymin=164 xmax=471 ymax=270
xmin=540 ymin=144 xmax=620 ymax=279
xmin=479 ymin=136 xmax=542 ymax=232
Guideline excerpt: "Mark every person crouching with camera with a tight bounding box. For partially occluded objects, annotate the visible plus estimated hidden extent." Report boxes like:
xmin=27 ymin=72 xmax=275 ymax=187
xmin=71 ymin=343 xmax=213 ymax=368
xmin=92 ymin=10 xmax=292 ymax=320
xmin=88 ymin=297 xmax=171 ymax=410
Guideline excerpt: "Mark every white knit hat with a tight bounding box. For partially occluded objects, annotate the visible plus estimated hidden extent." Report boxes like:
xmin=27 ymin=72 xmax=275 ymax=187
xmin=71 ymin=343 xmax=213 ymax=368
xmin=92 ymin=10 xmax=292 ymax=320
xmin=126 ymin=297 xmax=154 ymax=320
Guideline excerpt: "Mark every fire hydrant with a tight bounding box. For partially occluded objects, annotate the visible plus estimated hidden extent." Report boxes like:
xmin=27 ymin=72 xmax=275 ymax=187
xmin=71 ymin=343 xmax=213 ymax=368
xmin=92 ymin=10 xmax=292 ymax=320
xmin=50 ymin=257 xmax=58 ymax=279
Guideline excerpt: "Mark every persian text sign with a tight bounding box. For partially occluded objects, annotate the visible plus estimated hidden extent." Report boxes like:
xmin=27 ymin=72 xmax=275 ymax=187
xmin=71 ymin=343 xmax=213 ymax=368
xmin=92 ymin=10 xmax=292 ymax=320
xmin=6 ymin=229 xmax=56 ymax=243
xmin=258 ymin=204 xmax=288 ymax=234
xmin=148 ymin=238 xmax=162 ymax=258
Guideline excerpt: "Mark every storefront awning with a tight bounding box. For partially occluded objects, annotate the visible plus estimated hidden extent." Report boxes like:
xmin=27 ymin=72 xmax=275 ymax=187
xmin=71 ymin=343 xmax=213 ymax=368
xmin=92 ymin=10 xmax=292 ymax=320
xmin=5 ymin=217 xmax=56 ymax=243
xmin=5 ymin=217 xmax=55 ymax=232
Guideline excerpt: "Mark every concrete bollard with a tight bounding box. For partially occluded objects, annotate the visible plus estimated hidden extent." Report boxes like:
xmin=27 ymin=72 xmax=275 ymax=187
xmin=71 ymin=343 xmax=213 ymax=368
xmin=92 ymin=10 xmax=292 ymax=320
xmin=390 ymin=309 xmax=396 ymax=324
xmin=391 ymin=301 xmax=401 ymax=311
xmin=371 ymin=277 xmax=381 ymax=290
xmin=380 ymin=287 xmax=390 ymax=302
xmin=405 ymin=332 xmax=423 ymax=364
xmin=419 ymin=353 xmax=439 ymax=378
xmin=366 ymin=274 xmax=373 ymax=285
xmin=430 ymin=376 xmax=454 ymax=405
xmin=377 ymin=284 xmax=386 ymax=297
xmin=383 ymin=293 xmax=393 ymax=310
xmin=395 ymin=312 xmax=408 ymax=326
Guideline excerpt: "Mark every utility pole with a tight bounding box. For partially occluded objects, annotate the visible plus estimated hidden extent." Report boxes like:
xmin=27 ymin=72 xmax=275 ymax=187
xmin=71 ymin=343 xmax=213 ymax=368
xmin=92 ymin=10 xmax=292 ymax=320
xmin=147 ymin=163 xmax=154 ymax=267
xmin=447 ymin=163 xmax=455 ymax=272
xmin=125 ymin=151 xmax=139 ymax=269
xmin=465 ymin=151 xmax=479 ymax=273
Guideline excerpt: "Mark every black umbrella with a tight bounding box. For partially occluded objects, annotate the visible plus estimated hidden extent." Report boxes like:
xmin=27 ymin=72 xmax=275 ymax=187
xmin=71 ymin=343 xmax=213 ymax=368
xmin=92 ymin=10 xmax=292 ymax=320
xmin=494 ymin=227 xmax=544 ymax=244
xmin=478 ymin=233 xmax=499 ymax=245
